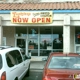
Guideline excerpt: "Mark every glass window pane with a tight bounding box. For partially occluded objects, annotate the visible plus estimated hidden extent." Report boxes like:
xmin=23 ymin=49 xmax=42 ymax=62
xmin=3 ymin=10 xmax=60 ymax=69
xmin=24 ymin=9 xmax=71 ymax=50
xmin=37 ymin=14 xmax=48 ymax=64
xmin=15 ymin=50 xmax=23 ymax=63
xmin=52 ymin=27 xmax=63 ymax=52
xmin=40 ymin=50 xmax=51 ymax=56
xmin=75 ymin=33 xmax=80 ymax=44
xmin=28 ymin=27 xmax=38 ymax=56
xmin=6 ymin=51 xmax=17 ymax=67
xmin=28 ymin=50 xmax=38 ymax=56
xmin=16 ymin=27 xmax=27 ymax=37
xmin=40 ymin=27 xmax=52 ymax=56
xmin=16 ymin=39 xmax=26 ymax=52
xmin=40 ymin=34 xmax=52 ymax=49
xmin=0 ymin=54 xmax=2 ymax=69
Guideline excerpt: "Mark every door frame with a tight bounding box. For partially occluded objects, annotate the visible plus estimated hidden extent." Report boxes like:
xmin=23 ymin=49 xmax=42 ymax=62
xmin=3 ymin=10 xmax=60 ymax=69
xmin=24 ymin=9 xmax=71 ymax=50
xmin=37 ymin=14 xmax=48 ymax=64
xmin=15 ymin=37 xmax=28 ymax=55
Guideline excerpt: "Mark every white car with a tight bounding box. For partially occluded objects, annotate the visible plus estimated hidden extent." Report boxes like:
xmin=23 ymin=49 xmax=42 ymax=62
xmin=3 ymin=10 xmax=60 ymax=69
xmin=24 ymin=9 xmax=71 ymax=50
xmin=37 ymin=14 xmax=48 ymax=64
xmin=0 ymin=46 xmax=31 ymax=80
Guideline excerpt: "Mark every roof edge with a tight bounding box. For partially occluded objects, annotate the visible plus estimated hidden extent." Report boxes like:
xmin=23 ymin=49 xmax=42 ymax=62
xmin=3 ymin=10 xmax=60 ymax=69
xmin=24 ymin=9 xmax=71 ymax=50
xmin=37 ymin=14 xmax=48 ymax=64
xmin=0 ymin=1 xmax=79 ymax=4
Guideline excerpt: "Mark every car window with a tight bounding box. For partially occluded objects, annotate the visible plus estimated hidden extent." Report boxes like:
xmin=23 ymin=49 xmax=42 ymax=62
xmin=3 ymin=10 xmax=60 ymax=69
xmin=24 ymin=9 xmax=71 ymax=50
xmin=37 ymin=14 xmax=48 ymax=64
xmin=20 ymin=48 xmax=31 ymax=60
xmin=6 ymin=52 xmax=17 ymax=67
xmin=22 ymin=55 xmax=27 ymax=60
xmin=15 ymin=50 xmax=23 ymax=63
xmin=6 ymin=55 xmax=14 ymax=67
xmin=6 ymin=50 xmax=23 ymax=67
xmin=20 ymin=48 xmax=27 ymax=60
xmin=48 ymin=56 xmax=80 ymax=69
xmin=0 ymin=54 xmax=2 ymax=69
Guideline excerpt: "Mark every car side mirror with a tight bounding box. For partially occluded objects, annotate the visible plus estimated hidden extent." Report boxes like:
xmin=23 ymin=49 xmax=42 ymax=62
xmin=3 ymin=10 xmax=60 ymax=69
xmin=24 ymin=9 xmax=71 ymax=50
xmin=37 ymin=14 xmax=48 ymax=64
xmin=23 ymin=55 xmax=31 ymax=60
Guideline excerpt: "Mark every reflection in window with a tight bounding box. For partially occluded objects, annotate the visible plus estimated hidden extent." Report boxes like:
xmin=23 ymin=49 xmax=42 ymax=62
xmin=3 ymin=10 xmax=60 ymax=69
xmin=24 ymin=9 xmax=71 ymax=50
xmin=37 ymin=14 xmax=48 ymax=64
xmin=49 ymin=56 xmax=80 ymax=69
xmin=28 ymin=27 xmax=38 ymax=56
xmin=15 ymin=50 xmax=23 ymax=63
xmin=40 ymin=50 xmax=51 ymax=56
xmin=6 ymin=52 xmax=16 ymax=67
xmin=28 ymin=50 xmax=38 ymax=56
xmin=40 ymin=34 xmax=52 ymax=49
xmin=28 ymin=34 xmax=38 ymax=49
xmin=75 ymin=27 xmax=80 ymax=44
xmin=75 ymin=33 xmax=80 ymax=44
xmin=52 ymin=34 xmax=63 ymax=49
xmin=16 ymin=39 xmax=26 ymax=53
xmin=40 ymin=27 xmax=52 ymax=56
xmin=16 ymin=27 xmax=27 ymax=37
xmin=0 ymin=54 xmax=2 ymax=69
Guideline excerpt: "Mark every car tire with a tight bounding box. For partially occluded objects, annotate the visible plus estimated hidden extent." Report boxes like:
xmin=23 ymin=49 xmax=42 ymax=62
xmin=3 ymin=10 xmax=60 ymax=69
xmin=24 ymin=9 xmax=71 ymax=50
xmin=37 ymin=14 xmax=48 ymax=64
xmin=25 ymin=64 xmax=30 ymax=77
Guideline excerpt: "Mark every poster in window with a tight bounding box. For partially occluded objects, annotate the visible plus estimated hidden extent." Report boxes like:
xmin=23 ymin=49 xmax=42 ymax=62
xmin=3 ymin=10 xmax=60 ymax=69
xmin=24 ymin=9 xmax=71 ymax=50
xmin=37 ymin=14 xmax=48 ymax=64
xmin=3 ymin=37 xmax=6 ymax=46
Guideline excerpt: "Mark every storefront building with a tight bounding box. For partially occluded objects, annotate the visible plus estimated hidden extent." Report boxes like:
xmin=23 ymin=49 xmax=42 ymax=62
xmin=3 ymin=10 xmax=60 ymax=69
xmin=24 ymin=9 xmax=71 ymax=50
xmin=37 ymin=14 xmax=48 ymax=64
xmin=0 ymin=2 xmax=80 ymax=61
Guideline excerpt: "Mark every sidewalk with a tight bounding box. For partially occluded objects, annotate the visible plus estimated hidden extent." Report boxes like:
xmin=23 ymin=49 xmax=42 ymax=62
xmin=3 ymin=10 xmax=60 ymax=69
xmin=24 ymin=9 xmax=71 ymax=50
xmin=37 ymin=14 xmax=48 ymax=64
xmin=30 ymin=61 xmax=46 ymax=70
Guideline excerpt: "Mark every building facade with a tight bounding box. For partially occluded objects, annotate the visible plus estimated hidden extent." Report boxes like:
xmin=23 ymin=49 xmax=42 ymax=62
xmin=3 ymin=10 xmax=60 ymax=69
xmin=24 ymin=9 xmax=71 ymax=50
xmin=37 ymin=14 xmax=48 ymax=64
xmin=0 ymin=2 xmax=80 ymax=61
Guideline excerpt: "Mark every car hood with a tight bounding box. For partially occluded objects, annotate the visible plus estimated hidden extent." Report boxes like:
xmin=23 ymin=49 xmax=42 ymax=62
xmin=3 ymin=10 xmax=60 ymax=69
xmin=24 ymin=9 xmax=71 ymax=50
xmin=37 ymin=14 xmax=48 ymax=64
xmin=45 ymin=69 xmax=80 ymax=80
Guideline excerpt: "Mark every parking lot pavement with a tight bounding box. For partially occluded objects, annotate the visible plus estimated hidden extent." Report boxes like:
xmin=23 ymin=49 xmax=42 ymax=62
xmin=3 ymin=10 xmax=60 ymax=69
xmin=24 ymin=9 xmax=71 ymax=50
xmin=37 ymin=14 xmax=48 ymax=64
xmin=23 ymin=61 xmax=46 ymax=80
xmin=30 ymin=61 xmax=46 ymax=70
xmin=23 ymin=69 xmax=43 ymax=80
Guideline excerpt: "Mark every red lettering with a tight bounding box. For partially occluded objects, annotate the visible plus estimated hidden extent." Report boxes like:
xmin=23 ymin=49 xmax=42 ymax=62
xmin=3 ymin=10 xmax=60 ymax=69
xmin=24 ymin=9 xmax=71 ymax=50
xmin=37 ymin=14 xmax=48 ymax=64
xmin=46 ymin=18 xmax=50 ymax=23
xmin=18 ymin=18 xmax=21 ymax=22
xmin=13 ymin=18 xmax=17 ymax=22
xmin=32 ymin=18 xmax=36 ymax=23
xmin=42 ymin=18 xmax=45 ymax=23
xmin=12 ymin=17 xmax=51 ymax=23
xmin=22 ymin=18 xmax=28 ymax=22
xmin=12 ymin=12 xmax=16 ymax=17
xmin=37 ymin=18 xmax=41 ymax=22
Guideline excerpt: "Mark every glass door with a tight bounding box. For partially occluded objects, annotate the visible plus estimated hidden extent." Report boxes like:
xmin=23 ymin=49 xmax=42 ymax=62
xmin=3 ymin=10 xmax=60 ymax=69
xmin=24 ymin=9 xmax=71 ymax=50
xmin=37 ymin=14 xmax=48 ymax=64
xmin=75 ymin=27 xmax=80 ymax=53
xmin=15 ymin=27 xmax=27 ymax=54
xmin=52 ymin=27 xmax=63 ymax=52
xmin=16 ymin=38 xmax=26 ymax=53
xmin=28 ymin=27 xmax=38 ymax=56
xmin=40 ymin=27 xmax=52 ymax=56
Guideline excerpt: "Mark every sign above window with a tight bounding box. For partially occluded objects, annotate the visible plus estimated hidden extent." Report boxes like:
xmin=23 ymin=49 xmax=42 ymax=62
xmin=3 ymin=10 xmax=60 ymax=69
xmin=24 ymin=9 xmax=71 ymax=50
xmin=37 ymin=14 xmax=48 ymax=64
xmin=11 ymin=11 xmax=53 ymax=24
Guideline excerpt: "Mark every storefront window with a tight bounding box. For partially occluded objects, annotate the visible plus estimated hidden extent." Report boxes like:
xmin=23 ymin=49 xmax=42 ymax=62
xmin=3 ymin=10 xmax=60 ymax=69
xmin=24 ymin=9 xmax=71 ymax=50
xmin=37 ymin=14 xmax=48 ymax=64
xmin=52 ymin=34 xmax=63 ymax=49
xmin=28 ymin=27 xmax=38 ymax=56
xmin=15 ymin=27 xmax=63 ymax=56
xmin=40 ymin=35 xmax=52 ymax=49
xmin=16 ymin=27 xmax=27 ymax=37
xmin=29 ymin=50 xmax=38 ymax=56
xmin=75 ymin=28 xmax=80 ymax=53
xmin=16 ymin=27 xmax=27 ymax=53
xmin=75 ymin=32 xmax=80 ymax=44
xmin=52 ymin=27 xmax=63 ymax=52
xmin=16 ymin=39 xmax=26 ymax=52
xmin=40 ymin=27 xmax=52 ymax=56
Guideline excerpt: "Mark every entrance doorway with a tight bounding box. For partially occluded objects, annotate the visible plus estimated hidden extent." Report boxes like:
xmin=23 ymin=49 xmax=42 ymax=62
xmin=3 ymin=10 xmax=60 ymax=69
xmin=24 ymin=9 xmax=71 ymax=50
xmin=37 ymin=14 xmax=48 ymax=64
xmin=16 ymin=38 xmax=26 ymax=53
xmin=15 ymin=26 xmax=63 ymax=56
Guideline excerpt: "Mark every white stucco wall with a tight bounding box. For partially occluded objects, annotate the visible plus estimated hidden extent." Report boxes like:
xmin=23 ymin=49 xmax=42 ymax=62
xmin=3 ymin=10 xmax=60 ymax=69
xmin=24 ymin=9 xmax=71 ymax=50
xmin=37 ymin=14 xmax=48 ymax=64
xmin=1 ymin=13 xmax=80 ymax=26
xmin=3 ymin=27 xmax=15 ymax=46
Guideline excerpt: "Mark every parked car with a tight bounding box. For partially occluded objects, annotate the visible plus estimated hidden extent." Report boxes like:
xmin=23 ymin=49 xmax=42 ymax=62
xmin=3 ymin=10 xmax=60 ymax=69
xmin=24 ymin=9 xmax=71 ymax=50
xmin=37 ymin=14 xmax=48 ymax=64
xmin=0 ymin=46 xmax=31 ymax=80
xmin=42 ymin=52 xmax=80 ymax=80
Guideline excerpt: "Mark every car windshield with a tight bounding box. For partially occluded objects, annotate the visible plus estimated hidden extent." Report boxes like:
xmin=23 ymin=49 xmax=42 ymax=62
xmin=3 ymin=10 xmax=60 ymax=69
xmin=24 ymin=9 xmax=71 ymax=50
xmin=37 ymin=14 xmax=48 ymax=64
xmin=48 ymin=56 xmax=80 ymax=69
xmin=0 ymin=54 xmax=2 ymax=69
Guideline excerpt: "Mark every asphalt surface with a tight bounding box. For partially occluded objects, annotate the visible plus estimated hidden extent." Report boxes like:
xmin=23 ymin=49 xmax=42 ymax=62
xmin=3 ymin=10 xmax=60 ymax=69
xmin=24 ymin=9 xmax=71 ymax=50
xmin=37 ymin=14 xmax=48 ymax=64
xmin=23 ymin=69 xmax=43 ymax=80
xmin=23 ymin=61 xmax=46 ymax=80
